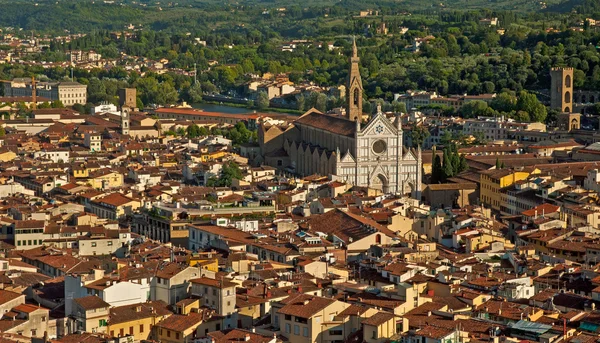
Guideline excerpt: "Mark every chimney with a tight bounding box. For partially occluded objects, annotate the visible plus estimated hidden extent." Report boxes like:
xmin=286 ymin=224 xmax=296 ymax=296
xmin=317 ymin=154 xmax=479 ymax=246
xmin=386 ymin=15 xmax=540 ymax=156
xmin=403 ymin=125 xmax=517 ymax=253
xmin=245 ymin=334 xmax=251 ymax=342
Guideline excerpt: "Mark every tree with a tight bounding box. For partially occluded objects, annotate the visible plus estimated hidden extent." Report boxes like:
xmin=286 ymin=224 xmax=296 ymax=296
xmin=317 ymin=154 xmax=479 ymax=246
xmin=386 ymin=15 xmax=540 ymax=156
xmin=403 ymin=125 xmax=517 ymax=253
xmin=490 ymin=91 xmax=517 ymax=113
xmin=442 ymin=148 xmax=454 ymax=181
xmin=0 ymin=126 xmax=5 ymax=138
xmin=211 ymin=161 xmax=243 ymax=187
xmin=187 ymin=82 xmax=203 ymax=103
xmin=297 ymin=94 xmax=305 ymax=112
xmin=314 ymin=93 xmax=327 ymax=112
xmin=51 ymin=100 xmax=64 ymax=108
xmin=256 ymin=92 xmax=269 ymax=110
xmin=431 ymin=147 xmax=443 ymax=184
xmin=440 ymin=131 xmax=453 ymax=146
xmin=409 ymin=124 xmax=430 ymax=148
xmin=186 ymin=124 xmax=201 ymax=138
xmin=392 ymin=101 xmax=407 ymax=113
xmin=460 ymin=100 xmax=489 ymax=118
xmin=516 ymin=91 xmax=547 ymax=123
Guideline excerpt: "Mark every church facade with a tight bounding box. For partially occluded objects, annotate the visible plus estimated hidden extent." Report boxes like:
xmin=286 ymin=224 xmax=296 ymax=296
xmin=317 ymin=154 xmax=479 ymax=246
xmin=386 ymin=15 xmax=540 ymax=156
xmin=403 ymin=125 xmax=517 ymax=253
xmin=258 ymin=40 xmax=422 ymax=197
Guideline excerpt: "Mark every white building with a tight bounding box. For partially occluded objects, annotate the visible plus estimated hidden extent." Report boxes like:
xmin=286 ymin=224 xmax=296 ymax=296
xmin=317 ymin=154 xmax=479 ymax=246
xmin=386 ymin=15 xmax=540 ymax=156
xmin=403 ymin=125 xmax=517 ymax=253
xmin=91 ymin=103 xmax=119 ymax=115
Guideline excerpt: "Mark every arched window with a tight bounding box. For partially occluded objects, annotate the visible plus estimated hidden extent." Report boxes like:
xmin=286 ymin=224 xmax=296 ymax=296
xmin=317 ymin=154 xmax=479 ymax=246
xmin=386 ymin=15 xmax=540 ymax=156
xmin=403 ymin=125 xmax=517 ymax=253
xmin=565 ymin=75 xmax=571 ymax=88
xmin=564 ymin=106 xmax=570 ymax=112
xmin=353 ymin=88 xmax=360 ymax=106
xmin=565 ymin=91 xmax=571 ymax=104
xmin=375 ymin=234 xmax=381 ymax=244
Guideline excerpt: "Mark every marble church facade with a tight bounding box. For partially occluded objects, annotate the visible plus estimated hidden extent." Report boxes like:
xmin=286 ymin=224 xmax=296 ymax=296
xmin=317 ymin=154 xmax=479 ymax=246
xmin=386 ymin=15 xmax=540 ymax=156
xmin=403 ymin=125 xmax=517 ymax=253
xmin=258 ymin=39 xmax=422 ymax=197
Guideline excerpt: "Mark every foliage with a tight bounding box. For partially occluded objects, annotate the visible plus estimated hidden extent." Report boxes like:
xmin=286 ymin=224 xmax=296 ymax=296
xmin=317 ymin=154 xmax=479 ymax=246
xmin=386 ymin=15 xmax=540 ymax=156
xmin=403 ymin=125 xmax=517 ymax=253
xmin=207 ymin=161 xmax=243 ymax=187
xmin=432 ymin=144 xmax=468 ymax=182
xmin=256 ymin=92 xmax=270 ymax=110
xmin=408 ymin=123 xmax=430 ymax=148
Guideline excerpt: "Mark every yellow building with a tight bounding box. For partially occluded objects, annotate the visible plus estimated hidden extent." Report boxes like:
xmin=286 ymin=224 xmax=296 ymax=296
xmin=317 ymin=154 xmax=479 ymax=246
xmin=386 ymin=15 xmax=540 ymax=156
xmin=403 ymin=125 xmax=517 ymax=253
xmin=362 ymin=312 xmax=407 ymax=343
xmin=480 ymin=169 xmax=534 ymax=211
xmin=86 ymin=169 xmax=124 ymax=190
xmin=0 ymin=149 xmax=16 ymax=162
xmin=89 ymin=193 xmax=141 ymax=220
xmin=72 ymin=163 xmax=101 ymax=178
xmin=108 ymin=301 xmax=171 ymax=341
xmin=155 ymin=309 xmax=221 ymax=343
xmin=187 ymin=252 xmax=219 ymax=273
xmin=198 ymin=151 xmax=227 ymax=163
xmin=273 ymin=294 xmax=350 ymax=343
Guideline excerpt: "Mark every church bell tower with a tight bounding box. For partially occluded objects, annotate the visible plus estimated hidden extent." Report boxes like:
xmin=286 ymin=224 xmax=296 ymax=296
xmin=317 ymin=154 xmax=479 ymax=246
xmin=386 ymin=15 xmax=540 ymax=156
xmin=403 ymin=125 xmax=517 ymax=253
xmin=346 ymin=37 xmax=363 ymax=122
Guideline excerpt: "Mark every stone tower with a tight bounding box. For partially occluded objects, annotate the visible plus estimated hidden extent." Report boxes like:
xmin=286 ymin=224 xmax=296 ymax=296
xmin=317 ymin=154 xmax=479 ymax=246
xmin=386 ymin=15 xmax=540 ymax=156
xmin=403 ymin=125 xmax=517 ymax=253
xmin=118 ymin=88 xmax=137 ymax=109
xmin=121 ymin=107 xmax=130 ymax=135
xmin=346 ymin=37 xmax=363 ymax=122
xmin=550 ymin=67 xmax=573 ymax=112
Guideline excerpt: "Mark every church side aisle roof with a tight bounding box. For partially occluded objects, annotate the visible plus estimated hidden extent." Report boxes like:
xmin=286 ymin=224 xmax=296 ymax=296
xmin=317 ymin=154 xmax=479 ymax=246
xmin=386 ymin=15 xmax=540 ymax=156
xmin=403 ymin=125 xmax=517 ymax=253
xmin=294 ymin=111 xmax=356 ymax=138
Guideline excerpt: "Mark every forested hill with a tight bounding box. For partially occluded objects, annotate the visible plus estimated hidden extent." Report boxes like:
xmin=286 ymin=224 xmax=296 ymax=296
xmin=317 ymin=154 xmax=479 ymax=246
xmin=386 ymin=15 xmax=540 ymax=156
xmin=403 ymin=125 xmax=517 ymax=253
xmin=0 ymin=0 xmax=588 ymax=34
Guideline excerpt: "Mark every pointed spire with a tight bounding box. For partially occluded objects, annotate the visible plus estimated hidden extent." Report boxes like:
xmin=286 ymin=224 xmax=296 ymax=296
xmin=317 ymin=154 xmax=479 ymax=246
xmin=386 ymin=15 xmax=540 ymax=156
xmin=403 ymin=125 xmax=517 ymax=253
xmin=352 ymin=36 xmax=358 ymax=58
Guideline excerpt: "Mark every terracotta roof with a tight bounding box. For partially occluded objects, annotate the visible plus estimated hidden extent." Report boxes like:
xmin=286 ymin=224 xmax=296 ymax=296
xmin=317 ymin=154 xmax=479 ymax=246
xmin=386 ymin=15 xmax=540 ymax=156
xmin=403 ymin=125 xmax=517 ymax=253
xmin=74 ymin=295 xmax=110 ymax=310
xmin=0 ymin=289 xmax=22 ymax=305
xmin=155 ymin=309 xmax=216 ymax=331
xmin=361 ymin=311 xmax=395 ymax=326
xmin=277 ymin=294 xmax=336 ymax=319
xmin=190 ymin=277 xmax=237 ymax=289
xmin=208 ymin=329 xmax=274 ymax=343
xmin=109 ymin=301 xmax=171 ymax=325
xmin=94 ymin=193 xmax=136 ymax=207
xmin=294 ymin=110 xmax=356 ymax=137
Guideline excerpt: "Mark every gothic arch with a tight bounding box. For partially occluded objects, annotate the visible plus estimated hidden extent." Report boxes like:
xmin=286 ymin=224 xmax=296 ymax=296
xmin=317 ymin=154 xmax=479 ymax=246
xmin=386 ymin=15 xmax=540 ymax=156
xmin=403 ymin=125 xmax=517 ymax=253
xmin=564 ymin=106 xmax=570 ymax=112
xmin=565 ymin=75 xmax=571 ymax=88
xmin=565 ymin=91 xmax=571 ymax=104
xmin=372 ymin=173 xmax=389 ymax=193
xmin=353 ymin=88 xmax=360 ymax=106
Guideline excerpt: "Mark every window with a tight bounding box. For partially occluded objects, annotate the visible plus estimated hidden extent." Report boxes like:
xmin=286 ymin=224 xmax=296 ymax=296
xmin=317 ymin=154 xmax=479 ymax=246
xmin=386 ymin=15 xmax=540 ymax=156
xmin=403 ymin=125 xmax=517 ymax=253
xmin=110 ymin=331 xmax=114 ymax=337
xmin=129 ymin=327 xmax=133 ymax=335
xmin=373 ymin=331 xmax=378 ymax=339
xmin=108 ymin=241 xmax=113 ymax=246
xmin=167 ymin=331 xmax=170 ymax=337
xmin=294 ymin=325 xmax=300 ymax=335
xmin=285 ymin=323 xmax=291 ymax=334
xmin=285 ymin=314 xmax=292 ymax=321
xmin=91 ymin=242 xmax=97 ymax=247
xmin=120 ymin=328 xmax=124 ymax=337
xmin=175 ymin=333 xmax=180 ymax=340
xmin=213 ymin=289 xmax=217 ymax=296
xmin=329 ymin=330 xmax=343 ymax=336
xmin=42 ymin=316 xmax=46 ymax=322
xmin=227 ymin=301 xmax=231 ymax=306
xmin=303 ymin=327 xmax=309 ymax=337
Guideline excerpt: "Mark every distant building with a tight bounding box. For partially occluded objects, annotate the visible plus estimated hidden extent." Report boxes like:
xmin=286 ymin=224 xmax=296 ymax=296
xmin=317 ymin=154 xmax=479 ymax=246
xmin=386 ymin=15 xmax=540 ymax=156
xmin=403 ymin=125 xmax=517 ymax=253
xmin=3 ymin=78 xmax=87 ymax=106
xmin=550 ymin=67 xmax=573 ymax=113
xmin=118 ymin=88 xmax=137 ymax=108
